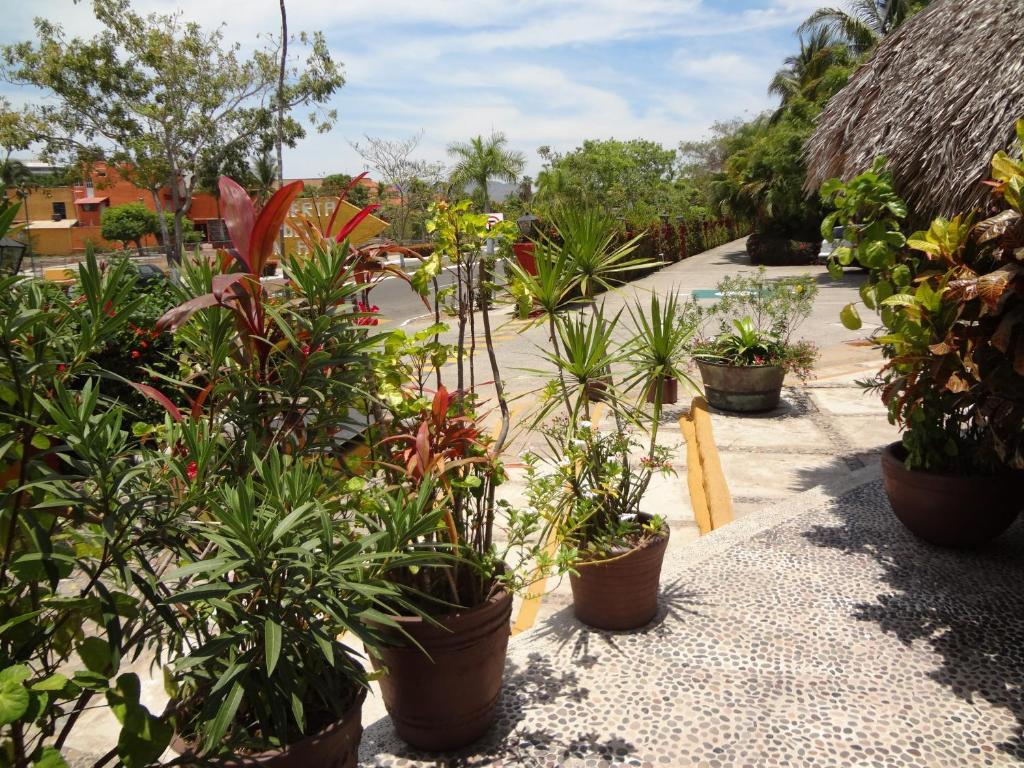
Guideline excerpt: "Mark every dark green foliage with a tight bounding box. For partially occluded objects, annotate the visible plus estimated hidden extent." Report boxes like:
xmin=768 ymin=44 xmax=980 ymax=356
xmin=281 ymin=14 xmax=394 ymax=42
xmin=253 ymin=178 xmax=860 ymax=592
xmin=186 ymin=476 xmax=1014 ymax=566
xmin=100 ymin=202 xmax=158 ymax=255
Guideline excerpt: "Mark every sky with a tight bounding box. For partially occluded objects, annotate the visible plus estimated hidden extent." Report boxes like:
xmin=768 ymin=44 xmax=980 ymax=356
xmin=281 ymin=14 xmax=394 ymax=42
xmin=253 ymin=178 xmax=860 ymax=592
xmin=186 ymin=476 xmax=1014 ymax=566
xmin=1 ymin=0 xmax=823 ymax=179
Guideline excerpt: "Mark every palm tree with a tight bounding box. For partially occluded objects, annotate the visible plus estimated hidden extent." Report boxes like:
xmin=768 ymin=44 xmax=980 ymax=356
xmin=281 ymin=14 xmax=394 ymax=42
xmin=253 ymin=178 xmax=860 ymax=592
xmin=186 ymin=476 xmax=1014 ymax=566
xmin=798 ymin=0 xmax=930 ymax=54
xmin=250 ymin=152 xmax=279 ymax=209
xmin=768 ymin=28 xmax=848 ymax=118
xmin=447 ymin=132 xmax=525 ymax=212
xmin=0 ymin=155 xmax=32 ymax=195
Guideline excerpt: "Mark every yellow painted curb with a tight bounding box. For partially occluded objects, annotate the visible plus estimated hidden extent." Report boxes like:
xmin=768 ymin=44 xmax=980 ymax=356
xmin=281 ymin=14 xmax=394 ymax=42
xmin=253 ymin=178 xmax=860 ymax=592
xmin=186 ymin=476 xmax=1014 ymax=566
xmin=510 ymin=401 xmax=608 ymax=636
xmin=680 ymin=396 xmax=734 ymax=534
xmin=511 ymin=531 xmax=557 ymax=636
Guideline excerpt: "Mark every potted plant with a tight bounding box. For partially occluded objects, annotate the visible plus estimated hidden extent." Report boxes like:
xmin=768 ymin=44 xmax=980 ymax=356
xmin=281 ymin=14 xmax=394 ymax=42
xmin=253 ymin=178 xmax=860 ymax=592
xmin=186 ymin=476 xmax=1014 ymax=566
xmin=150 ymin=176 xmax=444 ymax=762
xmin=526 ymin=299 xmax=677 ymax=631
xmin=823 ymin=136 xmax=1024 ymax=547
xmin=692 ymin=269 xmax=818 ymax=412
xmin=624 ymin=291 xmax=699 ymax=406
xmin=161 ymin=446 xmax=438 ymax=767
xmin=358 ymin=201 xmax=541 ymax=752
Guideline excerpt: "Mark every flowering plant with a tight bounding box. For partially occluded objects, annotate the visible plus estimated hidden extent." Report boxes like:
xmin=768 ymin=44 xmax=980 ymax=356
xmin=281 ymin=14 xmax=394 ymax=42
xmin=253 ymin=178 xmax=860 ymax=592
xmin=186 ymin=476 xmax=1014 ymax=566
xmin=525 ymin=420 xmax=670 ymax=561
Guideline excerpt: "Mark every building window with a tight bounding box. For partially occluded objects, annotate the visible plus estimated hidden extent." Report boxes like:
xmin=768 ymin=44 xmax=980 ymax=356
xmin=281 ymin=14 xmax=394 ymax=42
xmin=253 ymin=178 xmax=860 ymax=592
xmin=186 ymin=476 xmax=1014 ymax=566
xmin=52 ymin=202 xmax=67 ymax=219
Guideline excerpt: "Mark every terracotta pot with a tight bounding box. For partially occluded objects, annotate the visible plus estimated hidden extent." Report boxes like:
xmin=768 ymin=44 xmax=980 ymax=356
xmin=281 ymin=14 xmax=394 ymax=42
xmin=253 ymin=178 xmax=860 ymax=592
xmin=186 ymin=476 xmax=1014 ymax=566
xmin=371 ymin=587 xmax=512 ymax=751
xmin=880 ymin=442 xmax=1023 ymax=548
xmin=570 ymin=515 xmax=669 ymax=631
xmin=170 ymin=687 xmax=365 ymax=768
xmin=696 ymin=359 xmax=785 ymax=412
xmin=646 ymin=376 xmax=679 ymax=405
xmin=512 ymin=242 xmax=537 ymax=275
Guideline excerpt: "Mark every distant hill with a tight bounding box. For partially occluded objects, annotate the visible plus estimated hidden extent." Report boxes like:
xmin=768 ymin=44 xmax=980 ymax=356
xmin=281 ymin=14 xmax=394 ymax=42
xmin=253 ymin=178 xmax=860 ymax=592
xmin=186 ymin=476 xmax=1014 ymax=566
xmin=462 ymin=179 xmax=518 ymax=205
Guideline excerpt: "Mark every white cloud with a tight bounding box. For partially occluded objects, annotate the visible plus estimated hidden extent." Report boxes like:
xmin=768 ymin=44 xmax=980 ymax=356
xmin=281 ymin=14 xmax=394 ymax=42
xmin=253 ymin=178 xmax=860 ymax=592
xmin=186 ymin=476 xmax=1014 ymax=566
xmin=2 ymin=0 xmax=814 ymax=176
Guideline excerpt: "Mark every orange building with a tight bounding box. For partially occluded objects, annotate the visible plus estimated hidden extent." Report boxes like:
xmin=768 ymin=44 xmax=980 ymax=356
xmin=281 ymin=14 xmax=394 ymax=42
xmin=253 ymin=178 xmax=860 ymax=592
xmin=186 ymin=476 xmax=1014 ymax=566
xmin=7 ymin=162 xmax=391 ymax=259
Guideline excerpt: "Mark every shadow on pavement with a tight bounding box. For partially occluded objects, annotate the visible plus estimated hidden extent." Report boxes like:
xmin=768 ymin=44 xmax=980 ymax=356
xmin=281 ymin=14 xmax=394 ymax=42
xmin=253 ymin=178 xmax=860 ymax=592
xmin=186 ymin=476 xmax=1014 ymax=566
xmin=359 ymin=649 xmax=637 ymax=766
xmin=803 ymin=496 xmax=1024 ymax=760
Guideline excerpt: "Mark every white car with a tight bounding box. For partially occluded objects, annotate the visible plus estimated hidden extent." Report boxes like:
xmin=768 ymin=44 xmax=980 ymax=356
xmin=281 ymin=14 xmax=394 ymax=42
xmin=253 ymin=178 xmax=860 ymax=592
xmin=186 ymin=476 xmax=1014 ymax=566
xmin=817 ymin=225 xmax=852 ymax=264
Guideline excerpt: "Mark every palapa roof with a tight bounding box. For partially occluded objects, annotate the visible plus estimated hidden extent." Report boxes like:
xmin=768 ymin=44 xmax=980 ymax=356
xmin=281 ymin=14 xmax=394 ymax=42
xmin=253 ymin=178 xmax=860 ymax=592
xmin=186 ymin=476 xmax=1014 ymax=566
xmin=804 ymin=0 xmax=1024 ymax=222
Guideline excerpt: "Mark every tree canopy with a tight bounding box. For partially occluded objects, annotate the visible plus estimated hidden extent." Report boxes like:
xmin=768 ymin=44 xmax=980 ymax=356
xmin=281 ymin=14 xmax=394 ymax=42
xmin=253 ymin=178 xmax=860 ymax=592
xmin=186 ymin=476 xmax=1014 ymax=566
xmin=100 ymin=202 xmax=157 ymax=256
xmin=1 ymin=0 xmax=343 ymax=262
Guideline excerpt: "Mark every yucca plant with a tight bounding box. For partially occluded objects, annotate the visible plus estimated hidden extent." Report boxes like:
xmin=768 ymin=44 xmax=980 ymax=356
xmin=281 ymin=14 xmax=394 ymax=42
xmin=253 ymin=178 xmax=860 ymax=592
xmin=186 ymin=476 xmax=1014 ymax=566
xmin=550 ymin=207 xmax=651 ymax=300
xmin=622 ymin=291 xmax=700 ymax=435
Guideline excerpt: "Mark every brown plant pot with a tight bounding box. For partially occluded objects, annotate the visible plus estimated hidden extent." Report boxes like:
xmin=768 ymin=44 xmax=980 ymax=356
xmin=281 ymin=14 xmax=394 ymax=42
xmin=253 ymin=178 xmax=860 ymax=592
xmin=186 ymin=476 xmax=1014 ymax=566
xmin=584 ymin=375 xmax=613 ymax=403
xmin=880 ymin=442 xmax=1023 ymax=548
xmin=170 ymin=687 xmax=365 ymax=767
xmin=371 ymin=587 xmax=513 ymax=751
xmin=696 ymin=359 xmax=785 ymax=413
xmin=646 ymin=376 xmax=679 ymax=405
xmin=570 ymin=515 xmax=669 ymax=631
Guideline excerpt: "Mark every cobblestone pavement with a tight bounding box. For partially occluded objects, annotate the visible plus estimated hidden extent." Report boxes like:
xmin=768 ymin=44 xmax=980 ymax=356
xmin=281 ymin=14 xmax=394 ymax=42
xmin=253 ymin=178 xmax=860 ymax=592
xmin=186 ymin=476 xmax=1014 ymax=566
xmin=361 ymin=474 xmax=1024 ymax=767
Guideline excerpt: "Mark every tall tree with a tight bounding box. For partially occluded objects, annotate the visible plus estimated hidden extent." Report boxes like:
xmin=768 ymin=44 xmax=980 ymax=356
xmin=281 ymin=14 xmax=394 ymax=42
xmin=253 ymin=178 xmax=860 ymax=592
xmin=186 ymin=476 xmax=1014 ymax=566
xmin=768 ymin=28 xmax=850 ymax=119
xmin=251 ymin=152 xmax=279 ymax=209
xmin=351 ymin=133 xmax=444 ymax=242
xmin=1 ymin=0 xmax=343 ymax=264
xmin=447 ymin=132 xmax=525 ymax=212
xmin=799 ymin=0 xmax=930 ymax=54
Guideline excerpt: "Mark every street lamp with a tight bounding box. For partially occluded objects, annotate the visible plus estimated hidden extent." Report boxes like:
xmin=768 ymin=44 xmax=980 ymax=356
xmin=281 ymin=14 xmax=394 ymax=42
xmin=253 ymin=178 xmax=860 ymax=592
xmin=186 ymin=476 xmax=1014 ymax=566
xmin=516 ymin=213 xmax=540 ymax=240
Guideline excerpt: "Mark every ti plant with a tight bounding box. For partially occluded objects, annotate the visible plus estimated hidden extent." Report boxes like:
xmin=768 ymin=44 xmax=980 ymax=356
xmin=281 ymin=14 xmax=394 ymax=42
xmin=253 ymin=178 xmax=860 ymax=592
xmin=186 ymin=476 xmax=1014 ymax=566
xmin=821 ymin=120 xmax=1024 ymax=472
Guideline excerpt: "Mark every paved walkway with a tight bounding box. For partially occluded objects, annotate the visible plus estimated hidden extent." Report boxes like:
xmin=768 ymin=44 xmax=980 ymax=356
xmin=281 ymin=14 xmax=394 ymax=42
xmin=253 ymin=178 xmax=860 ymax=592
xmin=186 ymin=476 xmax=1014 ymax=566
xmin=360 ymin=240 xmax=1024 ymax=766
xmin=362 ymin=473 xmax=1024 ymax=767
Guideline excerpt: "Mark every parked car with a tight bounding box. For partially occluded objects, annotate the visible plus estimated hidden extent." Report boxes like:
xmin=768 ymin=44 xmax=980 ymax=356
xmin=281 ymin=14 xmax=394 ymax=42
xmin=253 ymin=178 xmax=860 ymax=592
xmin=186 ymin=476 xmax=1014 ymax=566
xmin=817 ymin=225 xmax=851 ymax=265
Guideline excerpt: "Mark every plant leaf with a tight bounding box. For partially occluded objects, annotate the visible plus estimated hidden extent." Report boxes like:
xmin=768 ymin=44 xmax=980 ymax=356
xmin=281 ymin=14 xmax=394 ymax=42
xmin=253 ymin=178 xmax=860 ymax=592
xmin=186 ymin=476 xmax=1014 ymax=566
xmin=265 ymin=619 xmax=282 ymax=675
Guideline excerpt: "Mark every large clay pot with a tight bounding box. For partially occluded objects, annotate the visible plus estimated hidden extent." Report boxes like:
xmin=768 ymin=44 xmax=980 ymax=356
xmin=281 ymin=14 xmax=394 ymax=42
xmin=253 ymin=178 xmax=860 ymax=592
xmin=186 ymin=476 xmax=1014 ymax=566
xmin=371 ymin=587 xmax=513 ymax=751
xmin=696 ymin=359 xmax=785 ymax=412
xmin=881 ymin=442 xmax=1023 ymax=548
xmin=570 ymin=515 xmax=669 ymax=631
xmin=170 ymin=687 xmax=365 ymax=768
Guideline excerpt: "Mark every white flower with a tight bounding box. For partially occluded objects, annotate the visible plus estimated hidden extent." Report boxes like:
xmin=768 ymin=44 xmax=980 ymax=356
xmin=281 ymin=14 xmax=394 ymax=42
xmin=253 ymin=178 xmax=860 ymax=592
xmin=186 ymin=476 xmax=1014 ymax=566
xmin=578 ymin=420 xmax=592 ymax=429
xmin=571 ymin=438 xmax=587 ymax=448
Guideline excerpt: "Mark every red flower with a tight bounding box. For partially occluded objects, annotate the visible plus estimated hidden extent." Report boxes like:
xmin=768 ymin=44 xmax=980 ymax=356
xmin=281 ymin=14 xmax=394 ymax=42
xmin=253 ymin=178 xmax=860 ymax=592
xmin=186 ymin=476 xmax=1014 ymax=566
xmin=354 ymin=301 xmax=380 ymax=326
xmin=186 ymin=461 xmax=198 ymax=481
xmin=56 ymin=364 xmax=66 ymax=373
xmin=130 ymin=350 xmax=141 ymax=359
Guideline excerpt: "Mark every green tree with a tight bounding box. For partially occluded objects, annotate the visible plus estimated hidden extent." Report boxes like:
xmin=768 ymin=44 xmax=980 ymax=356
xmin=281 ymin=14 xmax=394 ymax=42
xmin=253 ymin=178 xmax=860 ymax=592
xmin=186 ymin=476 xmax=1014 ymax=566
xmin=1 ymin=0 xmax=343 ymax=264
xmin=319 ymin=173 xmax=371 ymax=206
xmin=250 ymin=152 xmax=279 ymax=209
xmin=533 ymin=139 xmax=678 ymax=223
xmin=799 ymin=0 xmax=931 ymax=54
xmin=447 ymin=132 xmax=525 ymax=212
xmin=100 ymin=201 xmax=158 ymax=256
xmin=768 ymin=28 xmax=851 ymax=119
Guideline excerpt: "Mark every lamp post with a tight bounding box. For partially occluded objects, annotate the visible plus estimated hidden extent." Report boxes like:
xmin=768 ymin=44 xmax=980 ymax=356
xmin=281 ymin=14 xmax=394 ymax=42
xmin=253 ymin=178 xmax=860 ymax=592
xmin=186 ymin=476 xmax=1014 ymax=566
xmin=516 ymin=213 xmax=539 ymax=240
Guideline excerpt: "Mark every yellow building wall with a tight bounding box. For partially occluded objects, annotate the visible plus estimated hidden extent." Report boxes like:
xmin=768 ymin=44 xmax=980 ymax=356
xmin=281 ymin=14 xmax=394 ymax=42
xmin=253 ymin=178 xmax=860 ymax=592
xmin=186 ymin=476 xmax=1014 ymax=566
xmin=283 ymin=198 xmax=388 ymax=259
xmin=6 ymin=188 xmax=77 ymax=226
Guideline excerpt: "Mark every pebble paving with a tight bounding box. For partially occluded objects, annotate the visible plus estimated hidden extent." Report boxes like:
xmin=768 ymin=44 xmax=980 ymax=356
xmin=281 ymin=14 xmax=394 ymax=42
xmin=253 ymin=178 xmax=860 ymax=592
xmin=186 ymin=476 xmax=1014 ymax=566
xmin=361 ymin=480 xmax=1024 ymax=767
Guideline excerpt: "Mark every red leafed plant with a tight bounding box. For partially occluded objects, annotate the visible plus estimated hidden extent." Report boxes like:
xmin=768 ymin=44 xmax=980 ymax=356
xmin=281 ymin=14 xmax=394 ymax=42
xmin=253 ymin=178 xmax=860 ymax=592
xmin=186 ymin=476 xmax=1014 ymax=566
xmin=378 ymin=386 xmax=484 ymax=483
xmin=157 ymin=176 xmax=304 ymax=373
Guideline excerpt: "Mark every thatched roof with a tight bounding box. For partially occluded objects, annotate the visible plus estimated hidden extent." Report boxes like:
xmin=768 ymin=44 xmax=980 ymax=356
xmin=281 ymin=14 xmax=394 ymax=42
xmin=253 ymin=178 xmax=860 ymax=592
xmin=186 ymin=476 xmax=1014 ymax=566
xmin=804 ymin=0 xmax=1024 ymax=222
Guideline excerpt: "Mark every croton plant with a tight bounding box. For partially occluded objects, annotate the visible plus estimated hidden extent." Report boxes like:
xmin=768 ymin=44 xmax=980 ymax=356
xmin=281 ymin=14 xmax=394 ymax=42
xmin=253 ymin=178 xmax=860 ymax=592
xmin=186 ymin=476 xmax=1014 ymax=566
xmin=824 ymin=120 xmax=1024 ymax=473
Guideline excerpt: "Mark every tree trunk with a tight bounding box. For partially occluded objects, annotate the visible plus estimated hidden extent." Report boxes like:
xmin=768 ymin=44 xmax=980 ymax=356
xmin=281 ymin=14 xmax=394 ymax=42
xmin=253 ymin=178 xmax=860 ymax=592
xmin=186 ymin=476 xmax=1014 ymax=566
xmin=151 ymin=188 xmax=173 ymax=265
xmin=276 ymin=0 xmax=288 ymax=260
xmin=135 ymin=239 xmax=145 ymax=259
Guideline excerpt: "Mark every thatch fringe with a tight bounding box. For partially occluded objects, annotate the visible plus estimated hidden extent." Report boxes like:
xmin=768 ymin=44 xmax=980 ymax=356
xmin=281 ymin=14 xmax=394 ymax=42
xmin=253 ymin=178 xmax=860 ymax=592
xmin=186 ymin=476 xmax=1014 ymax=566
xmin=804 ymin=0 xmax=1024 ymax=222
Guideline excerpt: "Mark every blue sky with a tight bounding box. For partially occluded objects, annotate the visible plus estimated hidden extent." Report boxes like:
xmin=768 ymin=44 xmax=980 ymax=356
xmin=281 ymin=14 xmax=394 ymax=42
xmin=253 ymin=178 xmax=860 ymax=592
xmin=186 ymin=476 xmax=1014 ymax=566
xmin=2 ymin=0 xmax=823 ymax=178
